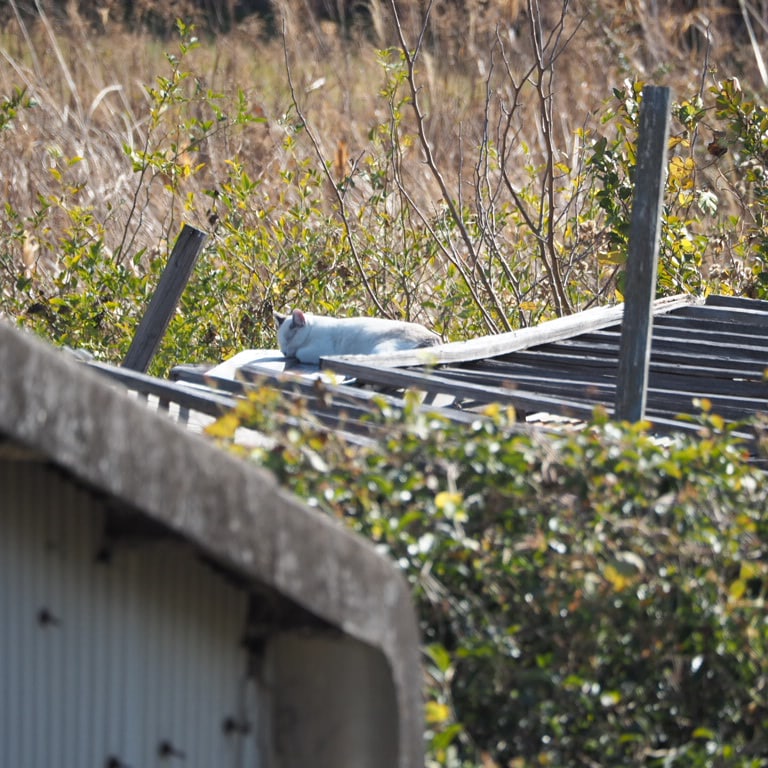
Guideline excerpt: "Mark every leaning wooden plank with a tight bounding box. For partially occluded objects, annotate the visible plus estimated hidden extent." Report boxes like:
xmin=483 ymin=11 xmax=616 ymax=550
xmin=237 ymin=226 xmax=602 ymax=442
xmin=615 ymin=85 xmax=672 ymax=421
xmin=122 ymin=224 xmax=208 ymax=372
xmin=322 ymin=294 xmax=699 ymax=369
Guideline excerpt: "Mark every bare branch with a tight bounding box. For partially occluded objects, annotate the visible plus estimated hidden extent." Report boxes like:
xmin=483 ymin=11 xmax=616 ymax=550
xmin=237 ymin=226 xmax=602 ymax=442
xmin=281 ymin=21 xmax=388 ymax=317
xmin=388 ymin=0 xmax=509 ymax=332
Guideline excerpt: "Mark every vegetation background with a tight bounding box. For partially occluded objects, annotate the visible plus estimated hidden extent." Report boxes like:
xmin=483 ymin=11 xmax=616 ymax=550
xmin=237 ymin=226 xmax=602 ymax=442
xmin=2 ymin=1 xmax=768 ymax=766
xmin=1 ymin=0 xmax=767 ymax=371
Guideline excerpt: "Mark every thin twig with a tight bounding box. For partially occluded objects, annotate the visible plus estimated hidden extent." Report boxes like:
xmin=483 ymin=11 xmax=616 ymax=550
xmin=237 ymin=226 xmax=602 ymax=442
xmin=280 ymin=21 xmax=388 ymax=317
xmin=388 ymin=0 xmax=508 ymax=332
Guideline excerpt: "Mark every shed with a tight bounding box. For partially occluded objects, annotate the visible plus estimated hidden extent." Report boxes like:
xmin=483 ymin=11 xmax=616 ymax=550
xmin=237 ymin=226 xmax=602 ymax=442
xmin=0 ymin=322 xmax=424 ymax=768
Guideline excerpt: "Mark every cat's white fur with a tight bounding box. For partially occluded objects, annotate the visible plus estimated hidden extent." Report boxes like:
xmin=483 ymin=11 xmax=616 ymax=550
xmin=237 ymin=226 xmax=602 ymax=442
xmin=274 ymin=309 xmax=440 ymax=364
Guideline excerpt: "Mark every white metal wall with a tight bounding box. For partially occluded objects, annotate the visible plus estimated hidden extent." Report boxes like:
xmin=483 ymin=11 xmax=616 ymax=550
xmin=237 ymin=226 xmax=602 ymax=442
xmin=0 ymin=459 xmax=264 ymax=768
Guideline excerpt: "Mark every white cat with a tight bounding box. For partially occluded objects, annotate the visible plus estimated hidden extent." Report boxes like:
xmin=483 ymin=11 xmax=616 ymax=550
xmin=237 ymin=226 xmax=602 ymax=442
xmin=274 ymin=309 xmax=440 ymax=364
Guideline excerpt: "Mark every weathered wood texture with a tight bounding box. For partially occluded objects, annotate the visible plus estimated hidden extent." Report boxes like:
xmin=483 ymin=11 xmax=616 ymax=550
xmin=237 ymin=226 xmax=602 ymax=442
xmin=321 ymin=295 xmax=767 ymax=445
xmin=94 ymin=294 xmax=766 ymax=460
xmin=122 ymin=225 xmax=208 ymax=372
xmin=615 ymin=85 xmax=672 ymax=421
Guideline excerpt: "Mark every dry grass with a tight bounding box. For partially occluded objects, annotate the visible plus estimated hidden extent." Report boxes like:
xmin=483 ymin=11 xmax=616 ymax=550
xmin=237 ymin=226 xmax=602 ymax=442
xmin=0 ymin=0 xmax=765 ymax=295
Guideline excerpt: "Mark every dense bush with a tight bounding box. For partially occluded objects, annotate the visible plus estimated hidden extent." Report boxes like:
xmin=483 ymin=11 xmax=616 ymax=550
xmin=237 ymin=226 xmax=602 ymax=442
xmin=209 ymin=392 xmax=768 ymax=767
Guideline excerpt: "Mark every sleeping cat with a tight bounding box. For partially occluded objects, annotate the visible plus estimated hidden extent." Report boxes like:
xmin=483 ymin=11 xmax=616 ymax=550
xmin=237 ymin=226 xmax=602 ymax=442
xmin=274 ymin=309 xmax=440 ymax=364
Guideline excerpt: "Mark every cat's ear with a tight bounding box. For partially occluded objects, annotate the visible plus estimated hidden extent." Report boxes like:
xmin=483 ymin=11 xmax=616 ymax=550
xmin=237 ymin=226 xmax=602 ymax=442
xmin=291 ymin=309 xmax=307 ymax=328
xmin=273 ymin=311 xmax=289 ymax=328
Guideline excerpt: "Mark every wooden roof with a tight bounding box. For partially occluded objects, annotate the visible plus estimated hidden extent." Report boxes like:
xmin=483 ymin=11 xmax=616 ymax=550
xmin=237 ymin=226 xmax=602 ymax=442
xmin=91 ymin=293 xmax=767 ymax=457
xmin=319 ymin=294 xmax=768 ymax=433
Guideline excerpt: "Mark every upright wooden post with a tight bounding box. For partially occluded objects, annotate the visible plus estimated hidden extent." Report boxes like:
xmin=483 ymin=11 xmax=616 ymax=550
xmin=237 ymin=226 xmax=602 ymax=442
xmin=123 ymin=225 xmax=208 ymax=373
xmin=614 ymin=86 xmax=672 ymax=421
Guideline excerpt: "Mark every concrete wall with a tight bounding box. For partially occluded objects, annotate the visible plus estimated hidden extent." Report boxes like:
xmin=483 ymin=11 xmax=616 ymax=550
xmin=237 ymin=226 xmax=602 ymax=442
xmin=0 ymin=322 xmax=424 ymax=768
xmin=269 ymin=632 xmax=399 ymax=768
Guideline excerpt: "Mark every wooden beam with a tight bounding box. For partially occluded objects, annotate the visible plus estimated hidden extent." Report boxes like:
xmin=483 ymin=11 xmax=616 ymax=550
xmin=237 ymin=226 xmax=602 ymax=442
xmin=122 ymin=225 xmax=208 ymax=372
xmin=614 ymin=85 xmax=672 ymax=421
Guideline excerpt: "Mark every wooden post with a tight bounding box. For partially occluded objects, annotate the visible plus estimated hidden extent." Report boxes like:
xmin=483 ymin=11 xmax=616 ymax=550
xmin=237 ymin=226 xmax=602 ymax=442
xmin=614 ymin=86 xmax=672 ymax=421
xmin=122 ymin=225 xmax=208 ymax=373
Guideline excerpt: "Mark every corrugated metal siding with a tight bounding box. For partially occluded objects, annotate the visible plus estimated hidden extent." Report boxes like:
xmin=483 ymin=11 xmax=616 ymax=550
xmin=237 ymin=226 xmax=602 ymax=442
xmin=0 ymin=459 xmax=264 ymax=768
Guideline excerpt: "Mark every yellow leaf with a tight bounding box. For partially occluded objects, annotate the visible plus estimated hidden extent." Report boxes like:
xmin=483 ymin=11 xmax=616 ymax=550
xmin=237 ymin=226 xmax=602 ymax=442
xmin=599 ymin=250 xmax=626 ymax=265
xmin=729 ymin=579 xmax=746 ymax=601
xmin=435 ymin=491 xmax=463 ymax=512
xmin=205 ymin=412 xmax=241 ymax=439
xmin=740 ymin=561 xmax=761 ymax=581
xmin=425 ymin=701 xmax=451 ymax=725
xmin=603 ymin=563 xmax=630 ymax=591
xmin=668 ymin=135 xmax=690 ymax=149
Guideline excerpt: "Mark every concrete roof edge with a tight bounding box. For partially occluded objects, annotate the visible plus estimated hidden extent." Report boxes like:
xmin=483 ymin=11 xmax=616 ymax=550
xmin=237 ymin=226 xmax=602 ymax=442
xmin=0 ymin=323 xmax=423 ymax=767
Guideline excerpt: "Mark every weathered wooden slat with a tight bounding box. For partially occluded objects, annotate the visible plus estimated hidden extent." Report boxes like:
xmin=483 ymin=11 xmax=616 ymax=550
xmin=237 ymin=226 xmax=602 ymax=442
xmin=233 ymin=366 xmax=482 ymax=426
xmin=456 ymin=357 xmax=768 ymax=403
xmin=646 ymin=392 xmax=767 ymax=419
xmin=436 ymin=364 xmax=766 ymax=421
xmin=705 ymin=294 xmax=768 ymax=312
xmin=97 ymin=362 xmax=386 ymax=446
xmin=194 ymin=372 xmax=399 ymax=432
xmin=536 ymin=338 xmax=768 ymax=375
xmin=673 ymin=304 xmax=768 ymax=327
xmin=588 ymin=324 xmax=768 ymax=349
xmin=449 ymin=362 xmax=762 ymax=402
xmin=569 ymin=331 xmax=768 ymax=363
xmin=488 ymin=346 xmax=766 ymax=383
xmin=654 ymin=313 xmax=768 ymax=338
xmin=473 ymin=354 xmax=618 ymax=378
xmin=123 ymin=225 xmax=208 ymax=372
xmin=322 ymin=360 xmax=617 ymax=420
xmin=169 ymin=365 xmax=484 ymax=442
xmin=446 ymin=362 xmax=615 ymax=386
xmin=615 ymin=85 xmax=672 ymax=421
xmin=624 ymin=325 xmax=768 ymax=348
xmin=90 ymin=361 xmax=238 ymax=416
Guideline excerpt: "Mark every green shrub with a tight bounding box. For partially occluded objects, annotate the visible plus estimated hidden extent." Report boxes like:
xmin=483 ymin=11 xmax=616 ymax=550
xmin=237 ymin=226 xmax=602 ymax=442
xmin=208 ymin=391 xmax=768 ymax=767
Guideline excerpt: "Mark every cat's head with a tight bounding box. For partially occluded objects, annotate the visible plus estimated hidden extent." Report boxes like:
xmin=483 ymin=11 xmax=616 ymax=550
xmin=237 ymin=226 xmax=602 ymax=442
xmin=274 ymin=308 xmax=309 ymax=357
